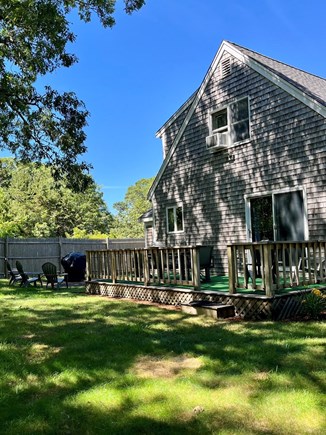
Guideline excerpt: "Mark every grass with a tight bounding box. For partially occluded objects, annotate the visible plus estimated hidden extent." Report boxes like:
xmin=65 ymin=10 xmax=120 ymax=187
xmin=0 ymin=280 xmax=325 ymax=434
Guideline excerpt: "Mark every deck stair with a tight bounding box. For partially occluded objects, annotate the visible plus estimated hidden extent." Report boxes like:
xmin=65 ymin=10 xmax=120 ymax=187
xmin=181 ymin=301 xmax=235 ymax=319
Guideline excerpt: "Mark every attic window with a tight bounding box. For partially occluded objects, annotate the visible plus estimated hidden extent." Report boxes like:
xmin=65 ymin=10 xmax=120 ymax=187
xmin=221 ymin=58 xmax=232 ymax=78
xmin=206 ymin=97 xmax=250 ymax=150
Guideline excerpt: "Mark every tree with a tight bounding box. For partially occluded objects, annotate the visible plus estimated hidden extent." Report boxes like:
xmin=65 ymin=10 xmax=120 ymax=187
xmin=110 ymin=177 xmax=154 ymax=238
xmin=0 ymin=158 xmax=112 ymax=237
xmin=0 ymin=0 xmax=145 ymax=190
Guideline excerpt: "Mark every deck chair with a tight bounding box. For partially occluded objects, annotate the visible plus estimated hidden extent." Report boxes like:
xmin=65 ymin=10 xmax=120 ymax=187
xmin=6 ymin=261 xmax=22 ymax=285
xmin=42 ymin=262 xmax=68 ymax=289
xmin=199 ymin=246 xmax=214 ymax=282
xmin=15 ymin=261 xmax=42 ymax=287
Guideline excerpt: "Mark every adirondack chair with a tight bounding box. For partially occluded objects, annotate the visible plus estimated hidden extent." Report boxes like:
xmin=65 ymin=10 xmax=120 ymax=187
xmin=42 ymin=262 xmax=68 ymax=289
xmin=6 ymin=261 xmax=22 ymax=285
xmin=15 ymin=261 xmax=42 ymax=287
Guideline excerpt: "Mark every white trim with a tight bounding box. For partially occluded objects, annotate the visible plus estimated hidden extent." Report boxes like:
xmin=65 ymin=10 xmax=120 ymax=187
xmin=156 ymin=92 xmax=197 ymax=138
xmin=245 ymin=186 xmax=309 ymax=241
xmin=142 ymin=217 xmax=153 ymax=223
xmin=166 ymin=205 xmax=184 ymax=234
xmin=148 ymin=41 xmax=229 ymax=199
xmin=209 ymin=96 xmax=250 ymax=145
xmin=246 ymin=58 xmax=326 ymax=119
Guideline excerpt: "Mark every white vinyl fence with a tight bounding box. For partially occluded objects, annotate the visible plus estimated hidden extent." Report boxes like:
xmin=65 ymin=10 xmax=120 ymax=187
xmin=0 ymin=237 xmax=144 ymax=277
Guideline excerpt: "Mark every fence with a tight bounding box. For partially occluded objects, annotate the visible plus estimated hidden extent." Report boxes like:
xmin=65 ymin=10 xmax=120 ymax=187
xmin=86 ymin=246 xmax=203 ymax=289
xmin=1 ymin=237 xmax=144 ymax=276
xmin=227 ymin=240 xmax=326 ymax=296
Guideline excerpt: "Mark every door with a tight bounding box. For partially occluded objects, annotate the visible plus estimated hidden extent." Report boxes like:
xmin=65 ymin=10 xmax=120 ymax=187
xmin=274 ymin=191 xmax=305 ymax=241
xmin=248 ymin=189 xmax=306 ymax=242
xmin=250 ymin=196 xmax=274 ymax=242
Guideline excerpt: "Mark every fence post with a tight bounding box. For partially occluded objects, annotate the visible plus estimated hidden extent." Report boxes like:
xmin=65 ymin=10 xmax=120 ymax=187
xmin=192 ymin=247 xmax=201 ymax=290
xmin=263 ymin=243 xmax=274 ymax=297
xmin=111 ymin=251 xmax=116 ymax=283
xmin=228 ymin=245 xmax=236 ymax=294
xmin=86 ymin=251 xmax=91 ymax=280
xmin=58 ymin=237 xmax=63 ymax=272
xmin=4 ymin=236 xmax=9 ymax=278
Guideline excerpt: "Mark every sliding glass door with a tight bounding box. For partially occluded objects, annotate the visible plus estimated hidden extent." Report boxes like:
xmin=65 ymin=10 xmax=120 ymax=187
xmin=248 ymin=189 xmax=306 ymax=242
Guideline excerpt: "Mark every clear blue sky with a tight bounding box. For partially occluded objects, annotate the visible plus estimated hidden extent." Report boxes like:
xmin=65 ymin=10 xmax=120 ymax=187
xmin=32 ymin=0 xmax=326 ymax=212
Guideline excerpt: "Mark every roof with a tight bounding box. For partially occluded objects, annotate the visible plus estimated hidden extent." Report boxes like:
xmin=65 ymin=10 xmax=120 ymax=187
xmin=138 ymin=208 xmax=153 ymax=222
xmin=149 ymin=40 xmax=326 ymax=199
xmin=156 ymin=90 xmax=197 ymax=138
xmin=231 ymin=42 xmax=326 ymax=107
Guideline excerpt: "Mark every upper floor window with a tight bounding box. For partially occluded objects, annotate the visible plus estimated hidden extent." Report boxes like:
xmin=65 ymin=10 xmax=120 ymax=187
xmin=207 ymin=97 xmax=250 ymax=150
xmin=166 ymin=206 xmax=183 ymax=233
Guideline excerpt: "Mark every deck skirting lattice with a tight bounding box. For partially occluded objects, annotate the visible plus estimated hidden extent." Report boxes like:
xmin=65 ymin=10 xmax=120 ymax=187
xmin=85 ymin=281 xmax=309 ymax=320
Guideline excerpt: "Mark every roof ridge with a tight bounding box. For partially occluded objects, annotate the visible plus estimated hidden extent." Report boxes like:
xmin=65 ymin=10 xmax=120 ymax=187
xmin=227 ymin=41 xmax=326 ymax=82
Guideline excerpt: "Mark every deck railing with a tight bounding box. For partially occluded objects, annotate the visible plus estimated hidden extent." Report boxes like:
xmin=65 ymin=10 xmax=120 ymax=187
xmin=86 ymin=246 xmax=202 ymax=289
xmin=227 ymin=240 xmax=326 ymax=296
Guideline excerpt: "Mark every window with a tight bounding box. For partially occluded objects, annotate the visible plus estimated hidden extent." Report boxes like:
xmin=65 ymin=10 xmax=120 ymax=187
xmin=208 ymin=97 xmax=250 ymax=148
xmin=229 ymin=97 xmax=250 ymax=143
xmin=212 ymin=108 xmax=227 ymax=132
xmin=166 ymin=206 xmax=183 ymax=233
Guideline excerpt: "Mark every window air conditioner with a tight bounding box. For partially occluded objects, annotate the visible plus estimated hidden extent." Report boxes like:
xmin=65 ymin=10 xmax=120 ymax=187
xmin=205 ymin=132 xmax=229 ymax=150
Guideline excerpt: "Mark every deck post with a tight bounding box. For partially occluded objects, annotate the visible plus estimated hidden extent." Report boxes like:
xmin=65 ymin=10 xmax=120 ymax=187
xmin=143 ymin=249 xmax=150 ymax=286
xmin=111 ymin=251 xmax=117 ymax=284
xmin=227 ymin=245 xmax=236 ymax=294
xmin=263 ymin=243 xmax=274 ymax=297
xmin=192 ymin=247 xmax=201 ymax=290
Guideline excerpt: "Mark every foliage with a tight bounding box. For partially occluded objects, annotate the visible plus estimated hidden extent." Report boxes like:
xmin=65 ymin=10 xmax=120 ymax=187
xmin=110 ymin=177 xmax=154 ymax=238
xmin=0 ymin=281 xmax=325 ymax=434
xmin=0 ymin=0 xmax=145 ymax=190
xmin=301 ymin=288 xmax=326 ymax=319
xmin=70 ymin=228 xmax=108 ymax=239
xmin=0 ymin=158 xmax=112 ymax=237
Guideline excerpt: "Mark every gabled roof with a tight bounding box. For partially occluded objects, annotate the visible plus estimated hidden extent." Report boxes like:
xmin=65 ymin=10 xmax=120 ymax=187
xmin=231 ymin=42 xmax=326 ymax=107
xmin=155 ymin=90 xmax=197 ymax=138
xmin=149 ymin=40 xmax=326 ymax=199
xmin=138 ymin=208 xmax=153 ymax=223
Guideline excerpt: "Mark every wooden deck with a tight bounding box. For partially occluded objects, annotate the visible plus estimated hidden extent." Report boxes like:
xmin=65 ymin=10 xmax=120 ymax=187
xmin=85 ymin=276 xmax=315 ymax=320
xmin=85 ymin=244 xmax=325 ymax=320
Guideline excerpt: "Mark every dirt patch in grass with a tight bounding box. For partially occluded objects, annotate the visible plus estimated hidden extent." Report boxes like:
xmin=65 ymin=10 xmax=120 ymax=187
xmin=134 ymin=355 xmax=202 ymax=379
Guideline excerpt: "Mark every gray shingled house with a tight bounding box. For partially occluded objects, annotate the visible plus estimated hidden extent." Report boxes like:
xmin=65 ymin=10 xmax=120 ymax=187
xmin=144 ymin=40 xmax=326 ymax=275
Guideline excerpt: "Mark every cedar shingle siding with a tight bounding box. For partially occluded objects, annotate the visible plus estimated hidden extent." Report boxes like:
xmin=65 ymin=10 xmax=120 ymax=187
xmin=150 ymin=41 xmax=326 ymax=274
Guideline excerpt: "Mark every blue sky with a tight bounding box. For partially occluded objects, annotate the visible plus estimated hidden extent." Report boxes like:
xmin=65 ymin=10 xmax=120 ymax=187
xmin=33 ymin=0 xmax=326 ymax=212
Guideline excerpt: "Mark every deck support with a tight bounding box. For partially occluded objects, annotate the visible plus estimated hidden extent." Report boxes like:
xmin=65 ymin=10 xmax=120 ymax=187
xmin=227 ymin=246 xmax=236 ymax=294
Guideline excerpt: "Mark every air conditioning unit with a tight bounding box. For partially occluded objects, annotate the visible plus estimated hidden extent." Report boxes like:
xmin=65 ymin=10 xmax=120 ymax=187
xmin=206 ymin=132 xmax=229 ymax=151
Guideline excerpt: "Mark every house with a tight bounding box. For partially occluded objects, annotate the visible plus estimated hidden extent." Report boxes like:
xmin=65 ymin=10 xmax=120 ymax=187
xmin=143 ymin=40 xmax=326 ymax=275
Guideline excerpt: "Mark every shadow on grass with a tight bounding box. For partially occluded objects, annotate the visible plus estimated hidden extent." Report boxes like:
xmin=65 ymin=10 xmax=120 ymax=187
xmin=0 ymin=280 xmax=325 ymax=434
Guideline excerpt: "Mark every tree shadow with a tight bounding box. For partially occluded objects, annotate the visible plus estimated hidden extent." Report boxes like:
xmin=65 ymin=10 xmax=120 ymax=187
xmin=0 ymin=285 xmax=325 ymax=433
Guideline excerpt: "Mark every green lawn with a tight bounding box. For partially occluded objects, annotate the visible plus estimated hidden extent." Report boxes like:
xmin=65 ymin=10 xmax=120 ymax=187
xmin=0 ymin=280 xmax=325 ymax=435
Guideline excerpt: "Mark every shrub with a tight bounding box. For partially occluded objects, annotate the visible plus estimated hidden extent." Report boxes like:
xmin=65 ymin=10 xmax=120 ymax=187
xmin=301 ymin=288 xmax=326 ymax=319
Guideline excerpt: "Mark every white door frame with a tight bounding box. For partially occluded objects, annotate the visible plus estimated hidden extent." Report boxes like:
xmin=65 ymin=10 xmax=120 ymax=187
xmin=244 ymin=186 xmax=308 ymax=242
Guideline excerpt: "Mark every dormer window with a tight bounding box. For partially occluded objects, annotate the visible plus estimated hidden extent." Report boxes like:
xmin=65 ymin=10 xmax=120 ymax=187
xmin=206 ymin=97 xmax=250 ymax=151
